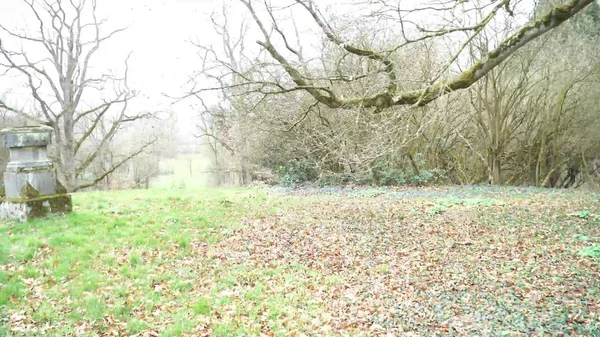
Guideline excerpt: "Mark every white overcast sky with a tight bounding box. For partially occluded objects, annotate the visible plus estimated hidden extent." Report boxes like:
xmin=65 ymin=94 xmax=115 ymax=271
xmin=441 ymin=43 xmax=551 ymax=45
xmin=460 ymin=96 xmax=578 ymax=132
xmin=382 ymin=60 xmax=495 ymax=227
xmin=0 ymin=0 xmax=376 ymax=137
xmin=0 ymin=0 xmax=227 ymax=137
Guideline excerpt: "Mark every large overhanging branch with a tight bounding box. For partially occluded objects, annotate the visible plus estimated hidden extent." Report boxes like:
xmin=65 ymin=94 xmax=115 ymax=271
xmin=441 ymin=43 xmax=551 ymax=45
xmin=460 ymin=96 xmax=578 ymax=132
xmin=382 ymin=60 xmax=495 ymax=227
xmin=294 ymin=0 xmax=398 ymax=93
xmin=247 ymin=0 xmax=595 ymax=111
xmin=392 ymin=0 xmax=595 ymax=107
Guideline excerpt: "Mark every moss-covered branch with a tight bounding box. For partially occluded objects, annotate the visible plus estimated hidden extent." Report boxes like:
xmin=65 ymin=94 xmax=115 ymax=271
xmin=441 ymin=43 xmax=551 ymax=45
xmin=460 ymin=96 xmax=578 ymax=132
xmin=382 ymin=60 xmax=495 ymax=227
xmin=252 ymin=0 xmax=594 ymax=110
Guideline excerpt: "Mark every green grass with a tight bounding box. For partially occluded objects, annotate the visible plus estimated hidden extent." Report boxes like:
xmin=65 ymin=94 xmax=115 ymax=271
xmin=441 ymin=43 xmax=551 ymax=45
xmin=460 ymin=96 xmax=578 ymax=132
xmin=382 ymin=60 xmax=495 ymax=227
xmin=0 ymin=278 xmax=24 ymax=306
xmin=192 ymin=297 xmax=212 ymax=315
xmin=579 ymin=246 xmax=600 ymax=258
xmin=0 ymin=188 xmax=285 ymax=335
xmin=0 ymin=186 xmax=599 ymax=335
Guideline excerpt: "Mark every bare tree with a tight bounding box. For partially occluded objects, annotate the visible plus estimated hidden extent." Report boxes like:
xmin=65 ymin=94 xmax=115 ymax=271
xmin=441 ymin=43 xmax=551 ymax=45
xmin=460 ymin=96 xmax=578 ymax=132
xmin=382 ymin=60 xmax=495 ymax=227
xmin=183 ymin=0 xmax=600 ymax=189
xmin=187 ymin=3 xmax=253 ymax=186
xmin=188 ymin=0 xmax=595 ymax=113
xmin=448 ymin=12 xmax=600 ymax=187
xmin=0 ymin=0 xmax=155 ymax=191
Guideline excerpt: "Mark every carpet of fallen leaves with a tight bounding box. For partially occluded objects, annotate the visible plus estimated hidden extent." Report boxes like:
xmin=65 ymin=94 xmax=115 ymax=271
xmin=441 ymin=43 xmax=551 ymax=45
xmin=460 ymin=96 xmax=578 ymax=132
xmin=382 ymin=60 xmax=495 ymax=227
xmin=214 ymin=186 xmax=600 ymax=336
xmin=0 ymin=186 xmax=599 ymax=336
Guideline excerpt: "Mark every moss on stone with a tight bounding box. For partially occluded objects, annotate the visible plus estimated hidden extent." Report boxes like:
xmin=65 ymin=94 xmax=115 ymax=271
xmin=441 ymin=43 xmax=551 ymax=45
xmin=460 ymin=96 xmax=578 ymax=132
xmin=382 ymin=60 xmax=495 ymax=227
xmin=56 ymin=179 xmax=67 ymax=194
xmin=27 ymin=199 xmax=46 ymax=218
xmin=47 ymin=194 xmax=72 ymax=213
xmin=2 ymin=193 xmax=70 ymax=203
xmin=0 ymin=193 xmax=72 ymax=220
xmin=20 ymin=182 xmax=40 ymax=199
xmin=16 ymin=166 xmax=55 ymax=173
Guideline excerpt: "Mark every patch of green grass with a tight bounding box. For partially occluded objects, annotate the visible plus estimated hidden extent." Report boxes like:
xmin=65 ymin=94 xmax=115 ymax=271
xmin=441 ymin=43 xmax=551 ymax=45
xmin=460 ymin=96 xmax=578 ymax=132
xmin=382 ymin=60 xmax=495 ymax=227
xmin=215 ymin=296 xmax=232 ymax=306
xmin=429 ymin=205 xmax=447 ymax=214
xmin=0 ymin=244 xmax=10 ymax=265
xmin=243 ymin=283 xmax=265 ymax=301
xmin=579 ymin=246 xmax=600 ymax=258
xmin=324 ymin=275 xmax=344 ymax=286
xmin=430 ymin=197 xmax=505 ymax=214
xmin=84 ymin=296 xmax=106 ymax=321
xmin=376 ymin=263 xmax=390 ymax=275
xmin=49 ymin=233 xmax=88 ymax=247
xmin=160 ymin=313 xmax=194 ymax=337
xmin=0 ymin=278 xmax=24 ymax=306
xmin=22 ymin=265 xmax=39 ymax=278
xmin=573 ymin=234 xmax=591 ymax=241
xmin=213 ymin=322 xmax=236 ymax=337
xmin=174 ymin=281 xmax=193 ymax=292
xmin=32 ymin=300 xmax=58 ymax=323
xmin=176 ymin=236 xmax=190 ymax=249
xmin=192 ymin=297 xmax=212 ymax=315
xmin=126 ymin=319 xmax=148 ymax=334
xmin=206 ymin=236 xmax=221 ymax=244
xmin=569 ymin=210 xmax=591 ymax=219
xmin=81 ymin=270 xmax=102 ymax=291
xmin=129 ymin=253 xmax=142 ymax=266
xmin=113 ymin=285 xmax=129 ymax=298
xmin=112 ymin=302 xmax=133 ymax=318
xmin=53 ymin=261 xmax=71 ymax=279
xmin=266 ymin=296 xmax=285 ymax=320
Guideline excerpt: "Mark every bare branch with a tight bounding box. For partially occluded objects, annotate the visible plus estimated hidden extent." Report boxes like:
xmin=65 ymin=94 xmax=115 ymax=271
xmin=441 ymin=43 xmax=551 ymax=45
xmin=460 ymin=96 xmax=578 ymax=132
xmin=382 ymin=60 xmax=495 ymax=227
xmin=74 ymin=137 xmax=158 ymax=191
xmin=245 ymin=0 xmax=595 ymax=110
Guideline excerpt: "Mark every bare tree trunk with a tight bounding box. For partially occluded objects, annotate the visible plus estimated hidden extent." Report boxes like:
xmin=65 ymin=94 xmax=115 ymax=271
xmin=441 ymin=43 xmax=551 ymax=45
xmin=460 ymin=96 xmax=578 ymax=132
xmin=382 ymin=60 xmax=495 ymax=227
xmin=63 ymin=115 xmax=76 ymax=191
xmin=488 ymin=150 xmax=502 ymax=185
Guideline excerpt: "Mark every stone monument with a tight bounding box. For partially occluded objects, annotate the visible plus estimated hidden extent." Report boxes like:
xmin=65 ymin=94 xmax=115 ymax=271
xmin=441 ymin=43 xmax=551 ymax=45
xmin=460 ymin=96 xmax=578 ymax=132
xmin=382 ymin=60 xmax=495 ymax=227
xmin=0 ymin=125 xmax=72 ymax=222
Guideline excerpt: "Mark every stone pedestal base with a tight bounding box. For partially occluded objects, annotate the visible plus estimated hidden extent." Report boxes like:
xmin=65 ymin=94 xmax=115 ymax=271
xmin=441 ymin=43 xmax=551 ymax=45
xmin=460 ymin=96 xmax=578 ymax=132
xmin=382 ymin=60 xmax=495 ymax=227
xmin=0 ymin=194 xmax=72 ymax=222
xmin=4 ymin=170 xmax=58 ymax=198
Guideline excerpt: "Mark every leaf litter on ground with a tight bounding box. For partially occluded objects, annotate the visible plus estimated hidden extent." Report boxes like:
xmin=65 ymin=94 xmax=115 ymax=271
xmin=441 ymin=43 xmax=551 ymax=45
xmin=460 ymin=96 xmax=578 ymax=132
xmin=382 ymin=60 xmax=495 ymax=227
xmin=0 ymin=186 xmax=599 ymax=336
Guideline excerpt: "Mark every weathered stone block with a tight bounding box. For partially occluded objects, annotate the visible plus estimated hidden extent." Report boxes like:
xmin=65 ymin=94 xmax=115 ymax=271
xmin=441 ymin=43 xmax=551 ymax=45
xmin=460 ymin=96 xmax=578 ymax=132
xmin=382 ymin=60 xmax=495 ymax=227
xmin=4 ymin=170 xmax=57 ymax=198
xmin=0 ymin=194 xmax=72 ymax=223
xmin=1 ymin=126 xmax=52 ymax=148
xmin=0 ymin=125 xmax=71 ymax=222
xmin=5 ymin=147 xmax=53 ymax=172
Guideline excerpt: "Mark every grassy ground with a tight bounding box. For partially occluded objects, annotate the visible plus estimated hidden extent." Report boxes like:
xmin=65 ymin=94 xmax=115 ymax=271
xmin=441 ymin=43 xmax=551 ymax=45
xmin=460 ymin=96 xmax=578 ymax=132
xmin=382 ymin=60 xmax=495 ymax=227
xmin=0 ymin=186 xmax=599 ymax=336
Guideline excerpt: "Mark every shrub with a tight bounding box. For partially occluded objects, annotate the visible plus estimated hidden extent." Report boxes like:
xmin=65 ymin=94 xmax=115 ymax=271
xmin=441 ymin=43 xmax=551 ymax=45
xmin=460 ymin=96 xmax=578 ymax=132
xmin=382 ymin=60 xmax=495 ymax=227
xmin=275 ymin=159 xmax=319 ymax=187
